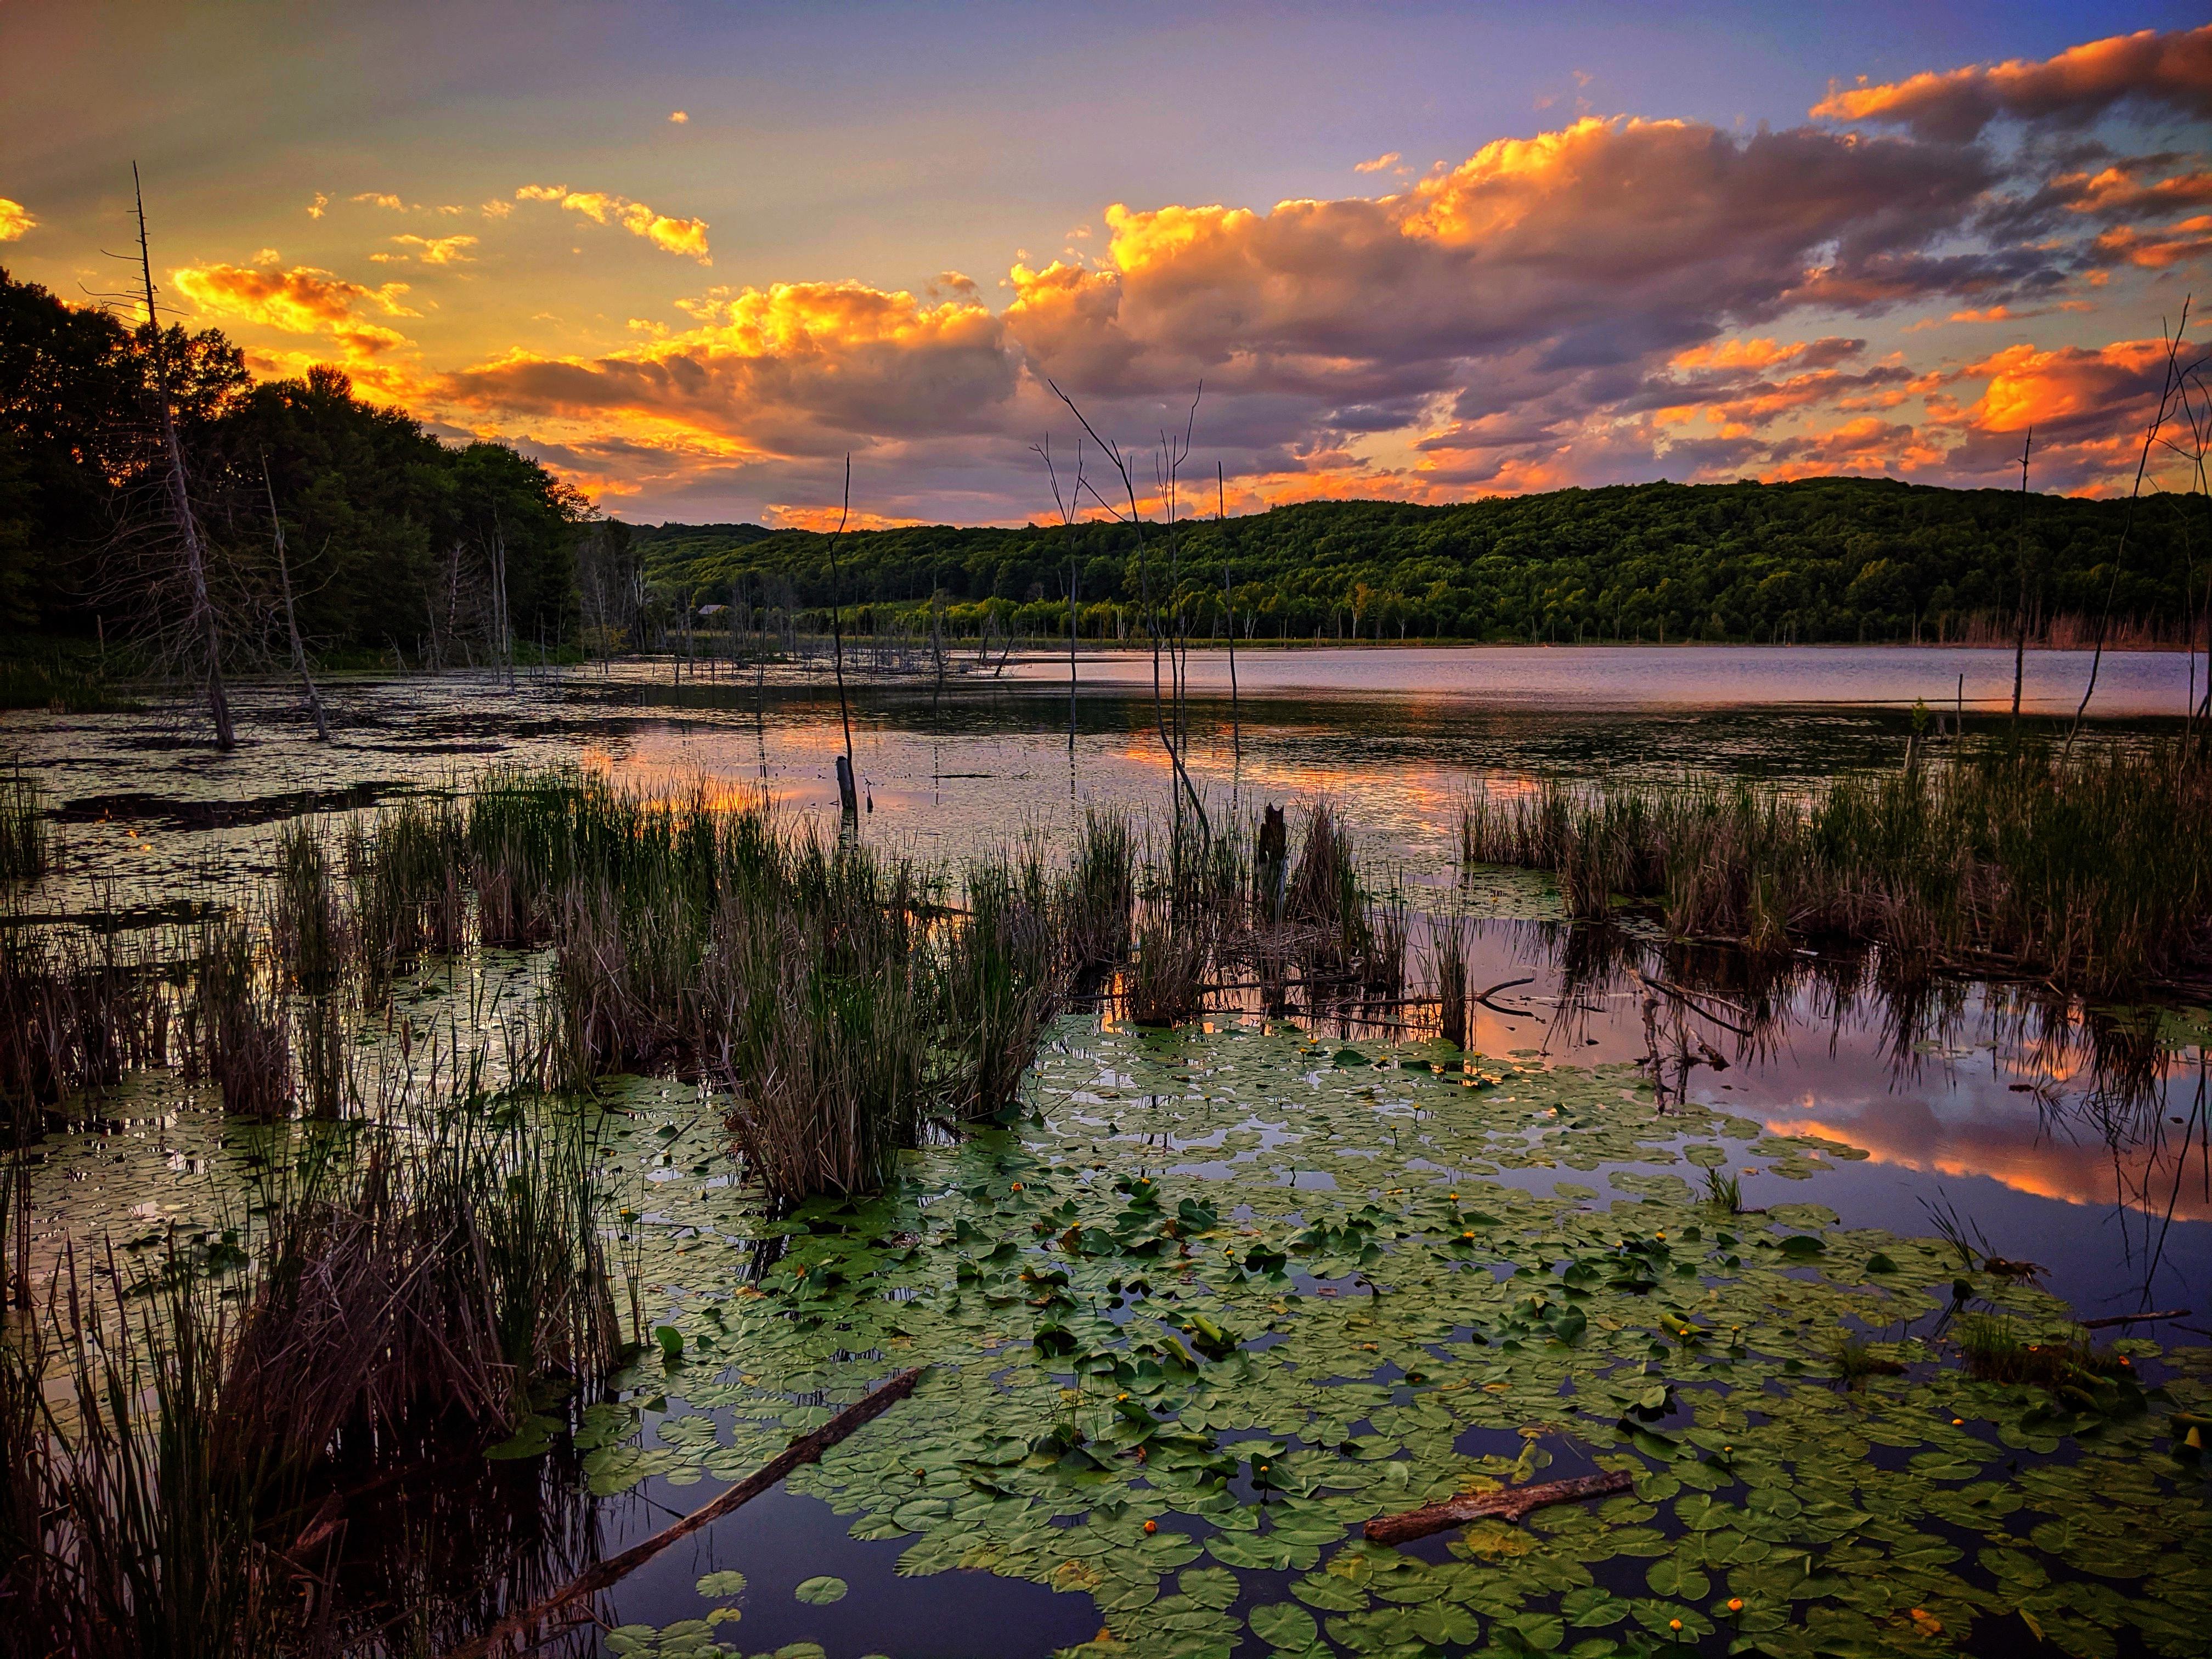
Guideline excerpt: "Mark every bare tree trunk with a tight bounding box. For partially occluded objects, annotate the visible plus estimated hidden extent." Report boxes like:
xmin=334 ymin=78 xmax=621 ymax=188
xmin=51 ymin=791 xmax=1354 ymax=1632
xmin=1049 ymin=379 xmax=1208 ymax=838
xmin=134 ymin=164 xmax=233 ymax=749
xmin=2070 ymin=303 xmax=2192 ymax=755
xmin=827 ymin=456 xmax=857 ymax=817
xmin=2011 ymin=428 xmax=2032 ymax=726
xmin=1220 ymin=462 xmax=1239 ymax=763
xmin=263 ymin=459 xmax=329 ymax=740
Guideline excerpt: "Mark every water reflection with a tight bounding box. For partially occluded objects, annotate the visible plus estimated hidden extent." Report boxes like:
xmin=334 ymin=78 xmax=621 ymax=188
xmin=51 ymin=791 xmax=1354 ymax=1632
xmin=3 ymin=662 xmax=2205 ymax=1327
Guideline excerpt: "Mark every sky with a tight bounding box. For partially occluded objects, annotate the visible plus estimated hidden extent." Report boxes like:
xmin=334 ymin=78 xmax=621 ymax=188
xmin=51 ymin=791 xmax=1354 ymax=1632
xmin=3 ymin=2 xmax=2210 ymax=527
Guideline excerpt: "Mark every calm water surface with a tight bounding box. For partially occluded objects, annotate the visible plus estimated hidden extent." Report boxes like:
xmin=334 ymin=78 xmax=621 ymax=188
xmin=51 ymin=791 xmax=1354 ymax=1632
xmin=4 ymin=646 xmax=2207 ymax=1653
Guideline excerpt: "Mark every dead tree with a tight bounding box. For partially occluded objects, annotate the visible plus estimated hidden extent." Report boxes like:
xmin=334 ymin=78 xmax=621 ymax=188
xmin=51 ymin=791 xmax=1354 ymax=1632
xmin=1050 ymin=379 xmax=1209 ymax=838
xmin=263 ymin=459 xmax=329 ymax=740
xmin=2011 ymin=427 xmax=2033 ymax=725
xmin=825 ymin=456 xmax=857 ymax=817
xmin=2070 ymin=300 xmax=2199 ymax=752
xmin=133 ymin=165 xmax=233 ymax=748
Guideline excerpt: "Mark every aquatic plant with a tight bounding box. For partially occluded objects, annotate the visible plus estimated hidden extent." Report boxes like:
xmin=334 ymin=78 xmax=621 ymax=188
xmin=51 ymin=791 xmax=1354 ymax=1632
xmin=1433 ymin=913 xmax=1471 ymax=1049
xmin=346 ymin=792 xmax=465 ymax=990
xmin=1461 ymin=738 xmax=2212 ymax=995
xmin=0 ymin=775 xmax=48 ymax=885
xmin=181 ymin=916 xmax=291 ymax=1119
xmin=939 ymin=855 xmax=1063 ymax=1120
xmin=0 ymin=924 xmax=171 ymax=1117
xmin=1060 ymin=806 xmax=1137 ymax=970
xmin=1828 ymin=1334 xmax=1906 ymax=1388
xmin=1955 ymin=1315 xmax=2124 ymax=1392
xmin=1126 ymin=905 xmax=1208 ymax=1026
xmin=1702 ymin=1165 xmax=1743 ymax=1214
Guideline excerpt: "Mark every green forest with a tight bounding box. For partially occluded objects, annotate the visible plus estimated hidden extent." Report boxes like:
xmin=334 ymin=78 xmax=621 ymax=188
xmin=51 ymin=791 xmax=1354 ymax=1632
xmin=7 ymin=257 xmax=2207 ymax=679
xmin=1 ymin=264 xmax=601 ymax=680
xmin=640 ymin=481 xmax=2208 ymax=649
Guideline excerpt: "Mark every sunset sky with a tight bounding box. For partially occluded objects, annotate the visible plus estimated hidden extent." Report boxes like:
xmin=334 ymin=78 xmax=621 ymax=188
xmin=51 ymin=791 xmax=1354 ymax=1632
xmin=4 ymin=3 xmax=2209 ymax=527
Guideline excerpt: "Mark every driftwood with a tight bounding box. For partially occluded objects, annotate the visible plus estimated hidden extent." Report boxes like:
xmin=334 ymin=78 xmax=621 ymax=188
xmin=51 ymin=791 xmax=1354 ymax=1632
xmin=1363 ymin=1469 xmax=1633 ymax=1547
xmin=447 ymin=1366 xmax=926 ymax=1659
xmin=2080 ymin=1308 xmax=2191 ymax=1330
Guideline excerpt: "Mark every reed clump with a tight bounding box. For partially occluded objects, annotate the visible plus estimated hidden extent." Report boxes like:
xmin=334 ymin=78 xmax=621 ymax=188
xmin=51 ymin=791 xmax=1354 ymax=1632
xmin=940 ymin=853 xmax=1060 ymax=1120
xmin=0 ymin=776 xmax=48 ymax=885
xmin=1955 ymin=1316 xmax=2124 ymax=1393
xmin=1460 ymin=740 xmax=2212 ymax=995
xmin=1060 ymin=808 xmax=1136 ymax=970
xmin=180 ymin=917 xmax=291 ymax=1120
xmin=0 ymin=1107 xmax=615 ymax=1656
xmin=0 ymin=926 xmax=171 ymax=1118
xmin=346 ymin=793 xmax=466 ymax=989
xmin=1126 ymin=904 xmax=1209 ymax=1026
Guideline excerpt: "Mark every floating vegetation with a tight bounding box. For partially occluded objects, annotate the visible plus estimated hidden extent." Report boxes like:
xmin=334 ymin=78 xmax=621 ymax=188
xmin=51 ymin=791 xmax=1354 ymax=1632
xmin=533 ymin=1023 xmax=2210 ymax=1659
xmin=2 ymin=747 xmax=2208 ymax=1658
xmin=1462 ymin=738 xmax=2212 ymax=994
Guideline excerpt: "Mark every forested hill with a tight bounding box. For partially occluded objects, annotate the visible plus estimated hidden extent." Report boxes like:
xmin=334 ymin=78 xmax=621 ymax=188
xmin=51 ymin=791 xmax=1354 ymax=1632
xmin=635 ymin=479 xmax=2203 ymax=646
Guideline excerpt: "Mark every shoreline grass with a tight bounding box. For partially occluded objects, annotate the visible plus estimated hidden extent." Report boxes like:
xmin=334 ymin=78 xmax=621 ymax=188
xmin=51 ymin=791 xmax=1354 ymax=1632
xmin=1461 ymin=737 xmax=2212 ymax=996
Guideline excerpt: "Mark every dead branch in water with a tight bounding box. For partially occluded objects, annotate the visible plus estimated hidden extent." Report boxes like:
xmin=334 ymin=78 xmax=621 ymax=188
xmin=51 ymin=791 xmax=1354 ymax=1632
xmin=446 ymin=1365 xmax=926 ymax=1659
xmin=1364 ymin=1469 xmax=1633 ymax=1547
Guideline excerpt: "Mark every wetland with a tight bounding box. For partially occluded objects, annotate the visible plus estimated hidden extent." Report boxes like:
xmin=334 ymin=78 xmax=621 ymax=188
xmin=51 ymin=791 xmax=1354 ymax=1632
xmin=2 ymin=645 xmax=2208 ymax=1659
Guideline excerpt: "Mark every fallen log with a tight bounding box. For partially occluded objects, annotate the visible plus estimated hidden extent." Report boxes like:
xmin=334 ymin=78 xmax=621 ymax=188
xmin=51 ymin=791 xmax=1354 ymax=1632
xmin=447 ymin=1366 xmax=926 ymax=1659
xmin=2080 ymin=1308 xmax=2191 ymax=1329
xmin=1363 ymin=1468 xmax=1633 ymax=1547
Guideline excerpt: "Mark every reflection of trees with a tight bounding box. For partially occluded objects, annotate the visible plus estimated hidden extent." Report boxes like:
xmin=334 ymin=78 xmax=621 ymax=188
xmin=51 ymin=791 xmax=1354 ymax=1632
xmin=1542 ymin=915 xmax=2210 ymax=1308
xmin=324 ymin=1437 xmax=602 ymax=1658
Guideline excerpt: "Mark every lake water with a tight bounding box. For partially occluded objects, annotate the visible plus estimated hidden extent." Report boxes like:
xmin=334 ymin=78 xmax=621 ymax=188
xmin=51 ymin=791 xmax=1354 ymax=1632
xmin=4 ymin=645 xmax=2207 ymax=1658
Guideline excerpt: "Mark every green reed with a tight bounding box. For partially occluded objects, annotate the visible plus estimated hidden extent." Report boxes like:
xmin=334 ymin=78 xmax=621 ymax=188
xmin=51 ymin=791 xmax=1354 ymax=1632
xmin=1460 ymin=738 xmax=2212 ymax=995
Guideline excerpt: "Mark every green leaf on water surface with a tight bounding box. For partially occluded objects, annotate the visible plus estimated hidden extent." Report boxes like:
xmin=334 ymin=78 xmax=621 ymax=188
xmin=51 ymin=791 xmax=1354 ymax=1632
xmin=1332 ymin=1047 xmax=1370 ymax=1067
xmin=653 ymin=1324 xmax=685 ymax=1363
xmin=696 ymin=1570 xmax=748 ymax=1598
xmin=1179 ymin=1566 xmax=1240 ymax=1609
xmin=792 ymin=1575 xmax=847 ymax=1605
xmin=1249 ymin=1602 xmax=1319 ymax=1649
xmin=1776 ymin=1233 xmax=1826 ymax=1259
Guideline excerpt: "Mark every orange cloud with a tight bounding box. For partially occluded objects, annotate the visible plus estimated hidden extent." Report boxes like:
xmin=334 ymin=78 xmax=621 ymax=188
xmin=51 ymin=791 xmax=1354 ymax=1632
xmin=438 ymin=279 xmax=1015 ymax=454
xmin=2089 ymin=216 xmax=2212 ymax=269
xmin=172 ymin=262 xmax=420 ymax=336
xmin=306 ymin=193 xmax=329 ymax=219
xmin=514 ymin=184 xmax=710 ymax=261
xmin=0 ymin=198 xmax=33 ymax=241
xmin=668 ymin=110 xmax=689 ymax=124
xmin=1354 ymin=151 xmax=1401 ymax=173
xmin=1965 ymin=337 xmax=2173 ymax=436
xmin=1814 ymin=24 xmax=2212 ymax=139
xmin=351 ymin=191 xmax=406 ymax=211
xmin=381 ymin=232 xmax=478 ymax=265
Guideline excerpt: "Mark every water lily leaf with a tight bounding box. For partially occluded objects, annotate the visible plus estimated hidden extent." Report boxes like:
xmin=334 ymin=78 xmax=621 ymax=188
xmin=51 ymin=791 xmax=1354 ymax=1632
xmin=696 ymin=1570 xmax=748 ymax=1598
xmin=1645 ymin=1558 xmax=1709 ymax=1600
xmin=793 ymin=1575 xmax=848 ymax=1605
xmin=1250 ymin=1602 xmax=1319 ymax=1649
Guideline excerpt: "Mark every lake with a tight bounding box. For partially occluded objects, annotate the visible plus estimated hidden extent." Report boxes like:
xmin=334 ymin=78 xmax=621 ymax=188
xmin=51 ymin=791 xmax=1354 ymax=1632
xmin=3 ymin=643 xmax=2207 ymax=1658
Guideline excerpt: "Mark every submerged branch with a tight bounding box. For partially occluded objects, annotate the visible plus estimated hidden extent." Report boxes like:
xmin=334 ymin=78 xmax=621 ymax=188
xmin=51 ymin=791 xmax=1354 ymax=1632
xmin=449 ymin=1366 xmax=926 ymax=1659
xmin=1364 ymin=1469 xmax=1634 ymax=1546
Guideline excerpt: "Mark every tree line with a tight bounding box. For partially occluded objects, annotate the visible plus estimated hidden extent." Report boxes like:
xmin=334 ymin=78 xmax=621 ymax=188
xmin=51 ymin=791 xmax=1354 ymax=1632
xmin=1 ymin=264 xmax=611 ymax=676
xmin=12 ymin=246 xmax=2208 ymax=686
xmin=637 ymin=478 xmax=2209 ymax=649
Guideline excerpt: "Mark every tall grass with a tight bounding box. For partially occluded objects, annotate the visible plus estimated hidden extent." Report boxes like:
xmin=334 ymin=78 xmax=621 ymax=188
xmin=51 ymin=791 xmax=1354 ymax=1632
xmin=1434 ymin=914 xmax=1471 ymax=1049
xmin=0 ymin=926 xmax=171 ymax=1118
xmin=0 ymin=776 xmax=48 ymax=884
xmin=940 ymin=854 xmax=1061 ymax=1119
xmin=0 ymin=1106 xmax=614 ymax=1655
xmin=1460 ymin=740 xmax=2212 ymax=995
xmin=181 ymin=917 xmax=291 ymax=1120
xmin=1061 ymin=808 xmax=1136 ymax=969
